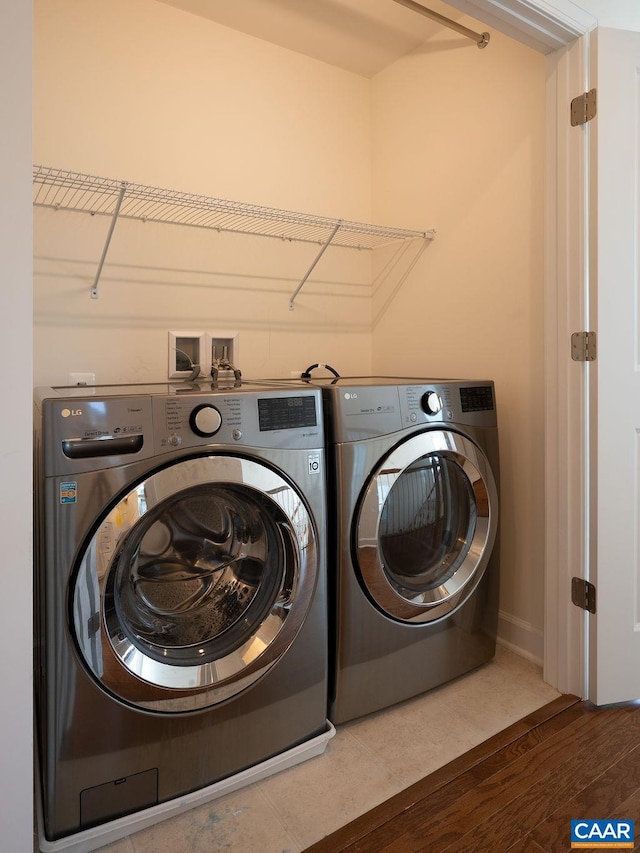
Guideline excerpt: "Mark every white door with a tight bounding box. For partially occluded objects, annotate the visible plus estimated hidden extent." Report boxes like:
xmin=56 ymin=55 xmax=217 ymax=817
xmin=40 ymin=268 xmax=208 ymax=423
xmin=589 ymin=27 xmax=640 ymax=704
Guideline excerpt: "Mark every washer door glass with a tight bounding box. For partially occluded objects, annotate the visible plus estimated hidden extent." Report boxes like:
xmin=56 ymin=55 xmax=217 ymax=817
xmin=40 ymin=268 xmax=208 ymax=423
xmin=72 ymin=455 xmax=318 ymax=712
xmin=355 ymin=430 xmax=497 ymax=624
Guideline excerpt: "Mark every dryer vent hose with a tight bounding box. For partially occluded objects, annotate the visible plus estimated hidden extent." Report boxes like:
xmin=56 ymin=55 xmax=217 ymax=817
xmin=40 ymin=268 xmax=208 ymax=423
xmin=301 ymin=363 xmax=340 ymax=379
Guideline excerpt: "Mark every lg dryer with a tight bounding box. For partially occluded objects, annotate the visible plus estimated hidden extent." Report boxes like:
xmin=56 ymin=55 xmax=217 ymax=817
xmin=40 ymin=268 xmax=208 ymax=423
xmin=318 ymin=377 xmax=500 ymax=724
xmin=33 ymin=380 xmax=328 ymax=843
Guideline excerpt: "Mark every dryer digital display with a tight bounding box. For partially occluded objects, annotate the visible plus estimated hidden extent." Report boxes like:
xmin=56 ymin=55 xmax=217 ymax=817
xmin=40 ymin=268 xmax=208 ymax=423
xmin=460 ymin=385 xmax=495 ymax=412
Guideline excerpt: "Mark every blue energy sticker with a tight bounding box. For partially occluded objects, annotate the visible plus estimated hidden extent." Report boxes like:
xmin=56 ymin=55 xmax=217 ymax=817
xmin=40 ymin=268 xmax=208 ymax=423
xmin=60 ymin=482 xmax=77 ymax=504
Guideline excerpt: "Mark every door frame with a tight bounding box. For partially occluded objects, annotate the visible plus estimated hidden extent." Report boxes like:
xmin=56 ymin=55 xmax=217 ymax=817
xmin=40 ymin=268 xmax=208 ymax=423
xmin=447 ymin=0 xmax=596 ymax=54
xmin=542 ymin=31 xmax=592 ymax=697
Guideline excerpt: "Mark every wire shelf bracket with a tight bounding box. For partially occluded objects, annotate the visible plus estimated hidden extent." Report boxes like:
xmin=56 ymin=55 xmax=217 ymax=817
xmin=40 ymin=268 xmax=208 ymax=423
xmin=33 ymin=165 xmax=435 ymax=304
xmin=90 ymin=182 xmax=127 ymax=298
xmin=289 ymin=219 xmax=343 ymax=310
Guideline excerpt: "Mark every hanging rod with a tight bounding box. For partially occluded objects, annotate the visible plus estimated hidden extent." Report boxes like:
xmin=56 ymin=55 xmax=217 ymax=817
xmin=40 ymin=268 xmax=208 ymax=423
xmin=392 ymin=0 xmax=490 ymax=48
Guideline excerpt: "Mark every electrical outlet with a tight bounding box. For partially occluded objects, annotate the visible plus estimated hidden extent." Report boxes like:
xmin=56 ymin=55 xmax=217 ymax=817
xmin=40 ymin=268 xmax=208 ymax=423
xmin=69 ymin=372 xmax=95 ymax=386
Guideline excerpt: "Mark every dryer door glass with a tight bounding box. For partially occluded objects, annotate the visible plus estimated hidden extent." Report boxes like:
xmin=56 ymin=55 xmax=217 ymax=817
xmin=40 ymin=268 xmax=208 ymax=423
xmin=355 ymin=430 xmax=497 ymax=624
xmin=379 ymin=455 xmax=476 ymax=591
xmin=72 ymin=455 xmax=318 ymax=712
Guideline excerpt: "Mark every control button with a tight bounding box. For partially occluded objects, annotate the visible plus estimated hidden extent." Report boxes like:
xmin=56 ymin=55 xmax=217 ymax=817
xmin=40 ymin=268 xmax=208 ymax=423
xmin=421 ymin=391 xmax=443 ymax=415
xmin=232 ymin=429 xmax=242 ymax=441
xmin=168 ymin=433 xmax=182 ymax=447
xmin=189 ymin=404 xmax=222 ymax=437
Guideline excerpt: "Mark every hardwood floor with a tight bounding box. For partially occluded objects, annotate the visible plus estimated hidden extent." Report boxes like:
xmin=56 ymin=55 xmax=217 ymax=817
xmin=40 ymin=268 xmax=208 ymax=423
xmin=306 ymin=695 xmax=640 ymax=852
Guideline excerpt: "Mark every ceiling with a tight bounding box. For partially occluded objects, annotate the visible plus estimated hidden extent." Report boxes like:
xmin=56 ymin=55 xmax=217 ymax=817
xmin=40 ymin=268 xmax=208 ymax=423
xmin=155 ymin=0 xmax=477 ymax=77
xmin=156 ymin=0 xmax=640 ymax=75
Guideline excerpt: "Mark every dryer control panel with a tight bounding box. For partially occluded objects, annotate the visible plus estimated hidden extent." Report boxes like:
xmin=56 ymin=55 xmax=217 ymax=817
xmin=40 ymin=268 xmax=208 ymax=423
xmin=400 ymin=382 xmax=497 ymax=429
xmin=324 ymin=377 xmax=497 ymax=443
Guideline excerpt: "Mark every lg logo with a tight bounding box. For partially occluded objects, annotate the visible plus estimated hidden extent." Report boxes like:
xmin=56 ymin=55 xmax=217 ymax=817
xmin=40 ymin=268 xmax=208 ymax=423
xmin=344 ymin=392 xmax=358 ymax=400
xmin=61 ymin=408 xmax=83 ymax=418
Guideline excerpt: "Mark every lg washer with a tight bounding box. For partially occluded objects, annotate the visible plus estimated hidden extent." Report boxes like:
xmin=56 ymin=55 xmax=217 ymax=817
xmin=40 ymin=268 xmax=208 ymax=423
xmin=33 ymin=380 xmax=328 ymax=844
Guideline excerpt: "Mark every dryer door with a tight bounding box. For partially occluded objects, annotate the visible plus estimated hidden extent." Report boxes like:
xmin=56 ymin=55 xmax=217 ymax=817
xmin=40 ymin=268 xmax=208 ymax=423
xmin=72 ymin=455 xmax=318 ymax=712
xmin=355 ymin=429 xmax=498 ymax=624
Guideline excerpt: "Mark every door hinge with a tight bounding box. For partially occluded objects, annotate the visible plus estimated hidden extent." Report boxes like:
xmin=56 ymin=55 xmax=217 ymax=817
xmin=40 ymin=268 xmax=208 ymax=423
xmin=571 ymin=88 xmax=597 ymax=126
xmin=571 ymin=331 xmax=597 ymax=362
xmin=571 ymin=577 xmax=596 ymax=614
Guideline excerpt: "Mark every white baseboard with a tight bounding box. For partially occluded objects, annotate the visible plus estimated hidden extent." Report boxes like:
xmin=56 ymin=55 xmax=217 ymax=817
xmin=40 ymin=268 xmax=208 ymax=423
xmin=497 ymin=610 xmax=544 ymax=666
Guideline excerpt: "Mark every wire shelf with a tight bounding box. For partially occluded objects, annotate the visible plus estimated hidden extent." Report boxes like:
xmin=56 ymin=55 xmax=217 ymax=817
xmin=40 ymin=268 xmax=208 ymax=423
xmin=33 ymin=164 xmax=434 ymax=250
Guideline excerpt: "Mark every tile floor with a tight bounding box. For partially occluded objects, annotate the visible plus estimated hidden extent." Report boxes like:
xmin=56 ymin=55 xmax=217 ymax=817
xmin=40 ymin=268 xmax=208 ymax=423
xmin=37 ymin=645 xmax=559 ymax=853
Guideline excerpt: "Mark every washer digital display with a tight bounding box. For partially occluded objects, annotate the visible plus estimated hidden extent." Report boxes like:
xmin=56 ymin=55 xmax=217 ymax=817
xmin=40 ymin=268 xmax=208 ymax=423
xmin=258 ymin=396 xmax=317 ymax=431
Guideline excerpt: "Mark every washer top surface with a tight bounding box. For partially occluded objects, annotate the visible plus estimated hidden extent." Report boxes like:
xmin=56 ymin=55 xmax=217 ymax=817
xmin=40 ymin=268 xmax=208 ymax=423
xmin=39 ymin=378 xmax=297 ymax=399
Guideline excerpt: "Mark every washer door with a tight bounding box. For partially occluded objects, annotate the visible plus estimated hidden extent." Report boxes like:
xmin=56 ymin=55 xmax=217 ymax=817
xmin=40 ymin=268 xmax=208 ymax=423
xmin=355 ymin=430 xmax=497 ymax=624
xmin=72 ymin=455 xmax=318 ymax=712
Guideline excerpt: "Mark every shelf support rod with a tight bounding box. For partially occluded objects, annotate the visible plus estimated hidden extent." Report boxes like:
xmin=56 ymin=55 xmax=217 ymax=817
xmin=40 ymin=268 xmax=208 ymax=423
xmin=91 ymin=182 xmax=127 ymax=298
xmin=391 ymin=0 xmax=490 ymax=48
xmin=289 ymin=219 xmax=343 ymax=310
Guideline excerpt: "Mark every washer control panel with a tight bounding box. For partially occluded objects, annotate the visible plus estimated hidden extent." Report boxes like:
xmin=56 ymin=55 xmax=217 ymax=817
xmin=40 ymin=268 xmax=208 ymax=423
xmin=421 ymin=391 xmax=443 ymax=415
xmin=152 ymin=390 xmax=322 ymax=453
xmin=155 ymin=394 xmax=244 ymax=450
xmin=189 ymin=403 xmax=223 ymax=437
xmin=38 ymin=384 xmax=325 ymax=475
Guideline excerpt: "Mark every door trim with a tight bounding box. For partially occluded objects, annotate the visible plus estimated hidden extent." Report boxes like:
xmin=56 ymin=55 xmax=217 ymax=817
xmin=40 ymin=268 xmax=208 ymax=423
xmin=542 ymin=32 xmax=591 ymax=696
xmin=444 ymin=0 xmax=596 ymax=53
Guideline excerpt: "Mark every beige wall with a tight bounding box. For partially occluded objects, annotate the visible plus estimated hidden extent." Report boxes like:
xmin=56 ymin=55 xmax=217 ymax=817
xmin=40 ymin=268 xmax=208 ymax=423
xmin=34 ymin=0 xmax=546 ymax=661
xmin=371 ymin=25 xmax=546 ymax=657
xmin=33 ymin=0 xmax=374 ymax=384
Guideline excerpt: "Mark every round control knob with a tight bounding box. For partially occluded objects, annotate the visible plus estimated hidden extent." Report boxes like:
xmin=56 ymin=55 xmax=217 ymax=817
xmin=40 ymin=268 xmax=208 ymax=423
xmin=421 ymin=391 xmax=443 ymax=415
xmin=189 ymin=404 xmax=222 ymax=437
